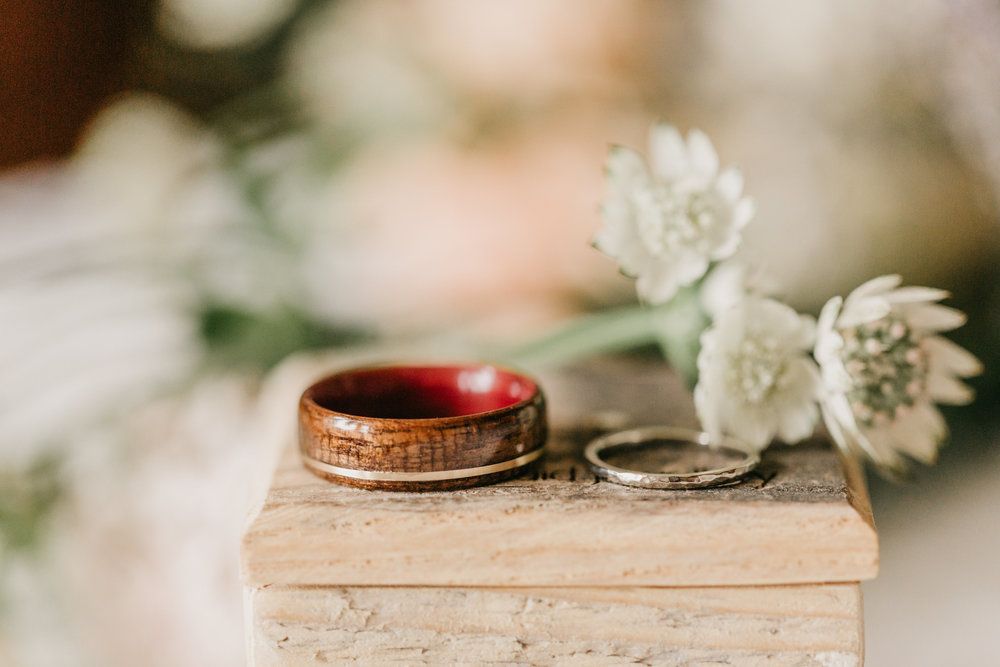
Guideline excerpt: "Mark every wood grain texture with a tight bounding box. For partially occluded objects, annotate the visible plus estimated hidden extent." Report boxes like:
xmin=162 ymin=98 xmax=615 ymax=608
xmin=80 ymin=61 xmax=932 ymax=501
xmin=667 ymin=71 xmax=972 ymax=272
xmin=298 ymin=364 xmax=547 ymax=491
xmin=242 ymin=359 xmax=879 ymax=588
xmin=246 ymin=583 xmax=863 ymax=666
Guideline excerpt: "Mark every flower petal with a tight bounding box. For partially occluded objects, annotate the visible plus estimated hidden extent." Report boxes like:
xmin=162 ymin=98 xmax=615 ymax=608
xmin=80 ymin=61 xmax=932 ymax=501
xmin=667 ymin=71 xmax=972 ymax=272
xmin=635 ymin=261 xmax=681 ymax=304
xmin=851 ymin=426 xmax=889 ymax=466
xmin=783 ymin=356 xmax=823 ymax=396
xmin=884 ymin=286 xmax=949 ymax=304
xmin=890 ymin=408 xmax=939 ymax=464
xmin=902 ymin=303 xmax=967 ymax=332
xmin=777 ymin=399 xmax=819 ymax=444
xmin=715 ymin=167 xmax=743 ymax=201
xmin=729 ymin=406 xmax=774 ymax=451
xmin=745 ymin=297 xmax=803 ymax=340
xmin=648 ymin=124 xmax=689 ymax=182
xmin=926 ymin=373 xmax=975 ymax=405
xmin=731 ymin=197 xmax=755 ymax=231
xmin=686 ymin=129 xmax=719 ymax=179
xmin=821 ymin=395 xmax=894 ymax=471
xmin=836 ymin=296 xmax=892 ymax=328
xmin=672 ymin=251 xmax=710 ymax=285
xmin=862 ymin=426 xmax=906 ymax=472
xmin=794 ymin=314 xmax=818 ymax=350
xmin=849 ymin=274 xmax=902 ymax=301
xmin=694 ymin=383 xmax=722 ymax=440
xmin=594 ymin=202 xmax=648 ymax=276
xmin=817 ymin=296 xmax=843 ymax=338
xmin=606 ymin=145 xmax=649 ymax=188
xmin=699 ymin=261 xmax=745 ymax=319
xmin=826 ymin=393 xmax=864 ymax=443
xmin=708 ymin=230 xmax=743 ymax=261
xmin=923 ymin=335 xmax=983 ymax=377
xmin=911 ymin=401 xmax=947 ymax=443
xmin=821 ymin=403 xmax=855 ymax=457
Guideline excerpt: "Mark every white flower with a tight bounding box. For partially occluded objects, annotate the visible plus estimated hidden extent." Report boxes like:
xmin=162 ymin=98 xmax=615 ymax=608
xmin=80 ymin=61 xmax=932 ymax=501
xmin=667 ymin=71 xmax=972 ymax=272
xmin=699 ymin=259 xmax=779 ymax=320
xmin=694 ymin=297 xmax=822 ymax=451
xmin=815 ymin=275 xmax=982 ymax=472
xmin=594 ymin=124 xmax=755 ymax=304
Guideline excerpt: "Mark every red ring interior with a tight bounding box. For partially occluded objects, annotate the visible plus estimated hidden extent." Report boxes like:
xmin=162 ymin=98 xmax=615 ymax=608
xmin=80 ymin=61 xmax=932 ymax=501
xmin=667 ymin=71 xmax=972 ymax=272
xmin=308 ymin=365 xmax=537 ymax=419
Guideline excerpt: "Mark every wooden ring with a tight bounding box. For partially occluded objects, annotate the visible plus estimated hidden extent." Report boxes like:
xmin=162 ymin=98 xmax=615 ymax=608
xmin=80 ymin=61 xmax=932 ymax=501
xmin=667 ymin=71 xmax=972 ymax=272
xmin=298 ymin=364 xmax=547 ymax=491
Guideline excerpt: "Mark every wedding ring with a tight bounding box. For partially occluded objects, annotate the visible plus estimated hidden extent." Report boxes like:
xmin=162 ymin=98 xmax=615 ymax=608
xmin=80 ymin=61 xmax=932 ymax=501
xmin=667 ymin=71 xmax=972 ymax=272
xmin=299 ymin=364 xmax=546 ymax=491
xmin=585 ymin=426 xmax=759 ymax=490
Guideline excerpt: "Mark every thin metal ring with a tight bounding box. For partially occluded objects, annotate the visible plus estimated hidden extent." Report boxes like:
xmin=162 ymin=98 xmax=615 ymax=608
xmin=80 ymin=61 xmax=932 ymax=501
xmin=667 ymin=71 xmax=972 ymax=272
xmin=585 ymin=426 xmax=759 ymax=490
xmin=302 ymin=447 xmax=544 ymax=483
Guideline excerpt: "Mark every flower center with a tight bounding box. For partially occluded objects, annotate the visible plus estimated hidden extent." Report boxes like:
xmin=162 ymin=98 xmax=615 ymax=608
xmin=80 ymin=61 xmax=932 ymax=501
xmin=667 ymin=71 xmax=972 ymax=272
xmin=726 ymin=336 xmax=786 ymax=405
xmin=840 ymin=316 xmax=927 ymax=427
xmin=633 ymin=185 xmax=723 ymax=257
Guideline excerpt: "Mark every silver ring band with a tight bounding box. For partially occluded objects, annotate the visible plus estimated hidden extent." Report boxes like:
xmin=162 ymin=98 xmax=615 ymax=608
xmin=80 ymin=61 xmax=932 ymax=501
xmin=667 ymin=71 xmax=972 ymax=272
xmin=585 ymin=426 xmax=759 ymax=489
xmin=302 ymin=447 xmax=544 ymax=483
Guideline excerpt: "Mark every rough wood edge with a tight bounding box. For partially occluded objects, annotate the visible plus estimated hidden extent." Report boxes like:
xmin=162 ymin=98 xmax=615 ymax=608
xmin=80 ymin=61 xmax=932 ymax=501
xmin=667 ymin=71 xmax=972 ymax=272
xmin=241 ymin=497 xmax=878 ymax=588
xmin=246 ymin=582 xmax=864 ymax=666
xmin=241 ymin=441 xmax=879 ymax=588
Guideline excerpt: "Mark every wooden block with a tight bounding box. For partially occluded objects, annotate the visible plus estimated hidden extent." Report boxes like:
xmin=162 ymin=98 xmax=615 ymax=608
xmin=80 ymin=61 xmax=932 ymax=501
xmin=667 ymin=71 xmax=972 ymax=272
xmin=243 ymin=438 xmax=876 ymax=587
xmin=243 ymin=364 xmax=878 ymax=588
xmin=246 ymin=583 xmax=864 ymax=666
xmin=241 ymin=359 xmax=877 ymax=665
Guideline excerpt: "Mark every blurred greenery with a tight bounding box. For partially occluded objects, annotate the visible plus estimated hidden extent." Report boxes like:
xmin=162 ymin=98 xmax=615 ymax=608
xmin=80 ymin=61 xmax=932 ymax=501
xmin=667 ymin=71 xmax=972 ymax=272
xmin=0 ymin=457 xmax=62 ymax=554
xmin=198 ymin=303 xmax=369 ymax=372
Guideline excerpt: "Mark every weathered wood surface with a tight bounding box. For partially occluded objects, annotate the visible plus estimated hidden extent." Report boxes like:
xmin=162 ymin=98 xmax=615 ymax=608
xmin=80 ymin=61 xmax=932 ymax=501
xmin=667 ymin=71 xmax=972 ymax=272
xmin=247 ymin=583 xmax=863 ymax=666
xmin=242 ymin=359 xmax=878 ymax=587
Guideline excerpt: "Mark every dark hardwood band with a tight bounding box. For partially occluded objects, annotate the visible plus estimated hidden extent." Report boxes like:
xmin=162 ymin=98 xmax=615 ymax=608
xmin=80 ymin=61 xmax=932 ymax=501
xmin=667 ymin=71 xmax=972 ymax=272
xmin=298 ymin=365 xmax=547 ymax=491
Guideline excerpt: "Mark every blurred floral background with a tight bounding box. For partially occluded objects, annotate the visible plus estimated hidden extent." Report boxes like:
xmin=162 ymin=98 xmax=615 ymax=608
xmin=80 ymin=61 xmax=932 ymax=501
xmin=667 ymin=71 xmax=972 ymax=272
xmin=2 ymin=1 xmax=999 ymax=664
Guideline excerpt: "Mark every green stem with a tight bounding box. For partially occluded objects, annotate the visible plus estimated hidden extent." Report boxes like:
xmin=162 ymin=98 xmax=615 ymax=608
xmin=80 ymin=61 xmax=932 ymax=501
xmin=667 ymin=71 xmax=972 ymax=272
xmin=500 ymin=287 xmax=708 ymax=390
xmin=501 ymin=304 xmax=658 ymax=367
xmin=648 ymin=286 xmax=708 ymax=388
